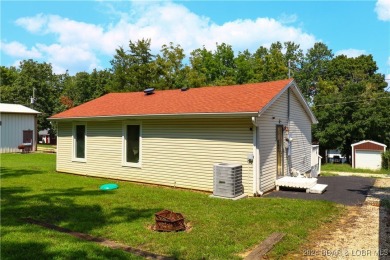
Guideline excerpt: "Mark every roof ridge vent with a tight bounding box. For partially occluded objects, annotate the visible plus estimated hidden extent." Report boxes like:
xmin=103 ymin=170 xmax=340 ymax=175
xmin=144 ymin=88 xmax=155 ymax=95
xmin=181 ymin=87 xmax=189 ymax=92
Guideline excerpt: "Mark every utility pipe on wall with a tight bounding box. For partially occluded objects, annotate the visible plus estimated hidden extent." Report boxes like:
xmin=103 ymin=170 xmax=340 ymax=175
xmin=252 ymin=117 xmax=263 ymax=196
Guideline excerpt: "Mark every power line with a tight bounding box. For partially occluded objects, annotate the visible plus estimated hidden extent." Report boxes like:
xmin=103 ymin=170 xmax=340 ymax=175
xmin=313 ymin=96 xmax=390 ymax=107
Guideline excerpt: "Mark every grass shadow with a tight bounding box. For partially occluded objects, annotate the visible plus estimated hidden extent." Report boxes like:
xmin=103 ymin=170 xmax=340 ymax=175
xmin=0 ymin=167 xmax=45 ymax=179
xmin=1 ymin=186 xmax=162 ymax=234
xmin=1 ymin=240 xmax=140 ymax=259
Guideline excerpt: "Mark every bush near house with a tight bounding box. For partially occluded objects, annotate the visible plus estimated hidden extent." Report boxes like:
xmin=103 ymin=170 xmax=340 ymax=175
xmin=382 ymin=150 xmax=390 ymax=170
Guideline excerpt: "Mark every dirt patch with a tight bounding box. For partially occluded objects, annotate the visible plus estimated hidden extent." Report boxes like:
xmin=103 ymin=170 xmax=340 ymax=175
xmin=287 ymin=178 xmax=390 ymax=259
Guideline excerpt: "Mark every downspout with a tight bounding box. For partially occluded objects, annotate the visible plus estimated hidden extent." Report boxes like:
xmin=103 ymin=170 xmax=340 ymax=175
xmin=252 ymin=117 xmax=263 ymax=196
xmin=34 ymin=114 xmax=38 ymax=151
xmin=287 ymin=88 xmax=291 ymax=176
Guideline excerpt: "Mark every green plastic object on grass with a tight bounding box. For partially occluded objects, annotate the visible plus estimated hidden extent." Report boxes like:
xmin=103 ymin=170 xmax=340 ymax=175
xmin=99 ymin=183 xmax=118 ymax=190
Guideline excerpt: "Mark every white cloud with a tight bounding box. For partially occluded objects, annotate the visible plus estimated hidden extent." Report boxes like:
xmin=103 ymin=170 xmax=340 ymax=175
xmin=375 ymin=0 xmax=390 ymax=21
xmin=15 ymin=13 xmax=48 ymax=33
xmin=335 ymin=49 xmax=367 ymax=58
xmin=36 ymin=43 xmax=100 ymax=74
xmin=278 ymin=13 xmax=298 ymax=24
xmin=10 ymin=1 xmax=318 ymax=74
xmin=0 ymin=41 xmax=42 ymax=58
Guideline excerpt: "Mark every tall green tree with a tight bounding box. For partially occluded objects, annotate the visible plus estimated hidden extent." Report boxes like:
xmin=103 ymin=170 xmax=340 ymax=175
xmin=155 ymin=43 xmax=186 ymax=89
xmin=295 ymin=42 xmax=333 ymax=99
xmin=263 ymin=42 xmax=288 ymax=81
xmin=188 ymin=46 xmax=214 ymax=87
xmin=109 ymin=38 xmax=156 ymax=92
xmin=234 ymin=49 xmax=255 ymax=84
xmin=283 ymin=41 xmax=304 ymax=79
xmin=213 ymin=43 xmax=236 ymax=85
xmin=0 ymin=66 xmax=19 ymax=102
xmin=312 ymin=54 xmax=388 ymax=161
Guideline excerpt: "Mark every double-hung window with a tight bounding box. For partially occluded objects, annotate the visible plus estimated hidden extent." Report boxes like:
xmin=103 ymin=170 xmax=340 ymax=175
xmin=73 ymin=123 xmax=86 ymax=162
xmin=123 ymin=123 xmax=142 ymax=167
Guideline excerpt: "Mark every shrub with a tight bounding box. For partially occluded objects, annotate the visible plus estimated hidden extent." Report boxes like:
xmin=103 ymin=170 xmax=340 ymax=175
xmin=382 ymin=150 xmax=390 ymax=170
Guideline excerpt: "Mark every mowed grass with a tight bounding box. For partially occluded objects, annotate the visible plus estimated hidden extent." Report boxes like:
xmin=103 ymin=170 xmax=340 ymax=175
xmin=1 ymin=154 xmax=341 ymax=259
xmin=322 ymin=163 xmax=390 ymax=174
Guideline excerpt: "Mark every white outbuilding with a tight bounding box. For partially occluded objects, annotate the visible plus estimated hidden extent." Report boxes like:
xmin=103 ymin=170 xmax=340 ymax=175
xmin=0 ymin=103 xmax=40 ymax=153
xmin=351 ymin=140 xmax=387 ymax=170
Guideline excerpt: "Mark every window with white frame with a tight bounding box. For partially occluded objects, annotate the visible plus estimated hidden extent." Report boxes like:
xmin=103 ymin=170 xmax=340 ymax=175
xmin=123 ymin=123 xmax=141 ymax=167
xmin=73 ymin=123 xmax=86 ymax=161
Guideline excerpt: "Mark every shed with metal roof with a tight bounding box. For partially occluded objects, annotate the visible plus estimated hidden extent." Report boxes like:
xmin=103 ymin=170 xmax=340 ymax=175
xmin=0 ymin=103 xmax=40 ymax=153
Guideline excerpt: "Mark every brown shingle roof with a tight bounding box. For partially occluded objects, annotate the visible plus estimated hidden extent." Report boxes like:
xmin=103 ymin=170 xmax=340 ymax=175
xmin=50 ymin=79 xmax=293 ymax=119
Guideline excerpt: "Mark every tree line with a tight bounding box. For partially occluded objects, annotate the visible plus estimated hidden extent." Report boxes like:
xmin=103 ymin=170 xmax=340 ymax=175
xmin=1 ymin=39 xmax=389 ymax=161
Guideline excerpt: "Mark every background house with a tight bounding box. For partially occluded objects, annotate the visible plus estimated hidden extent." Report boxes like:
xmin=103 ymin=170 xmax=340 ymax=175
xmin=39 ymin=129 xmax=57 ymax=144
xmin=0 ymin=103 xmax=40 ymax=153
xmin=50 ymin=79 xmax=317 ymax=196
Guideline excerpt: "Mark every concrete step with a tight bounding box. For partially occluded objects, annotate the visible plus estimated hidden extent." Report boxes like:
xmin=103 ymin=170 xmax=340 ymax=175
xmin=309 ymin=184 xmax=328 ymax=194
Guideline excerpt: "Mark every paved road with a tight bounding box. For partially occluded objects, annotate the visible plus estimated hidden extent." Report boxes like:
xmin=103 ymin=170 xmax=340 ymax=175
xmin=265 ymin=176 xmax=376 ymax=206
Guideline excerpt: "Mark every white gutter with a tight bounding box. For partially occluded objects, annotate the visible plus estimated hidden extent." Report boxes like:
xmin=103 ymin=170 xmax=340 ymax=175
xmin=252 ymin=117 xmax=263 ymax=196
xmin=49 ymin=111 xmax=258 ymax=122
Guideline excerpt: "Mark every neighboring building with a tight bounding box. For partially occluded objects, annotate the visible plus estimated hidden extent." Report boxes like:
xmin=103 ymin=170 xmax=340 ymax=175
xmin=49 ymin=79 xmax=318 ymax=196
xmin=351 ymin=140 xmax=387 ymax=170
xmin=39 ymin=129 xmax=56 ymax=144
xmin=0 ymin=103 xmax=40 ymax=153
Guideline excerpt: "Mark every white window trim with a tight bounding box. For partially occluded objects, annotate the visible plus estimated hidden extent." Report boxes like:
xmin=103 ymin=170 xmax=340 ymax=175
xmin=72 ymin=122 xmax=87 ymax=162
xmin=122 ymin=121 xmax=142 ymax=168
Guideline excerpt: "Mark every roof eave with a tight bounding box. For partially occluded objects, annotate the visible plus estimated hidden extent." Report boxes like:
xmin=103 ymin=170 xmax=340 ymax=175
xmin=351 ymin=140 xmax=387 ymax=148
xmin=48 ymin=111 xmax=258 ymax=121
xmin=257 ymin=79 xmax=318 ymax=124
xmin=0 ymin=111 xmax=41 ymax=115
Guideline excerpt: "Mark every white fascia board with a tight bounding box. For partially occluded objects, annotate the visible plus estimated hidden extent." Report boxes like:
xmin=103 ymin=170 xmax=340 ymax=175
xmin=48 ymin=111 xmax=258 ymax=122
xmin=351 ymin=140 xmax=387 ymax=148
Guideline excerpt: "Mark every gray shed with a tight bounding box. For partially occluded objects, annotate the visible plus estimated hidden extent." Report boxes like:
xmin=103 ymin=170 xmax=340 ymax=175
xmin=0 ymin=103 xmax=40 ymax=153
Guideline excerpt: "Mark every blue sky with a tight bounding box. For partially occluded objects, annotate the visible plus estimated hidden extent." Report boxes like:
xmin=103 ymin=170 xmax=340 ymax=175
xmin=1 ymin=0 xmax=389 ymax=83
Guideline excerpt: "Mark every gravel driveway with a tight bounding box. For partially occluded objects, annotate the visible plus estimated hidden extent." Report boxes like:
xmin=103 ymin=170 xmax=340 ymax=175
xmin=287 ymin=178 xmax=390 ymax=259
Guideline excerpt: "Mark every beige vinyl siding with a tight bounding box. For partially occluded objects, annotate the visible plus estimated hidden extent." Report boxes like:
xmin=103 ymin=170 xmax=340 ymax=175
xmin=0 ymin=113 xmax=37 ymax=153
xmin=57 ymin=118 xmax=254 ymax=195
xmin=257 ymin=89 xmax=313 ymax=193
xmin=258 ymin=91 xmax=288 ymax=193
xmin=289 ymin=91 xmax=312 ymax=174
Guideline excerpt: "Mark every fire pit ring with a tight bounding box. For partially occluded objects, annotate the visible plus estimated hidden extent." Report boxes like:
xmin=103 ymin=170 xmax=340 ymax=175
xmin=154 ymin=209 xmax=186 ymax=232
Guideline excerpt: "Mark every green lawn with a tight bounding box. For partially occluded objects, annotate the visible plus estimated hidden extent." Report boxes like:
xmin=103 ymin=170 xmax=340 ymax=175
xmin=1 ymin=154 xmax=341 ymax=259
xmin=37 ymin=144 xmax=56 ymax=151
xmin=322 ymin=163 xmax=390 ymax=174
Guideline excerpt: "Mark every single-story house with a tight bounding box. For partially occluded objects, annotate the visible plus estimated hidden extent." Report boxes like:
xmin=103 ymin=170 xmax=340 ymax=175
xmin=351 ymin=140 xmax=387 ymax=170
xmin=0 ymin=103 xmax=40 ymax=153
xmin=49 ymin=79 xmax=318 ymax=196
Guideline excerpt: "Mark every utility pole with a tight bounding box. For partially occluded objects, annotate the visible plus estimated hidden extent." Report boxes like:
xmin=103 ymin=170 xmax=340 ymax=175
xmin=288 ymin=59 xmax=291 ymax=79
xmin=30 ymin=88 xmax=36 ymax=108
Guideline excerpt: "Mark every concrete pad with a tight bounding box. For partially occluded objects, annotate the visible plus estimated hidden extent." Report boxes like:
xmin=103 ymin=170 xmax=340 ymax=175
xmin=209 ymin=193 xmax=248 ymax=200
xmin=265 ymin=176 xmax=375 ymax=206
